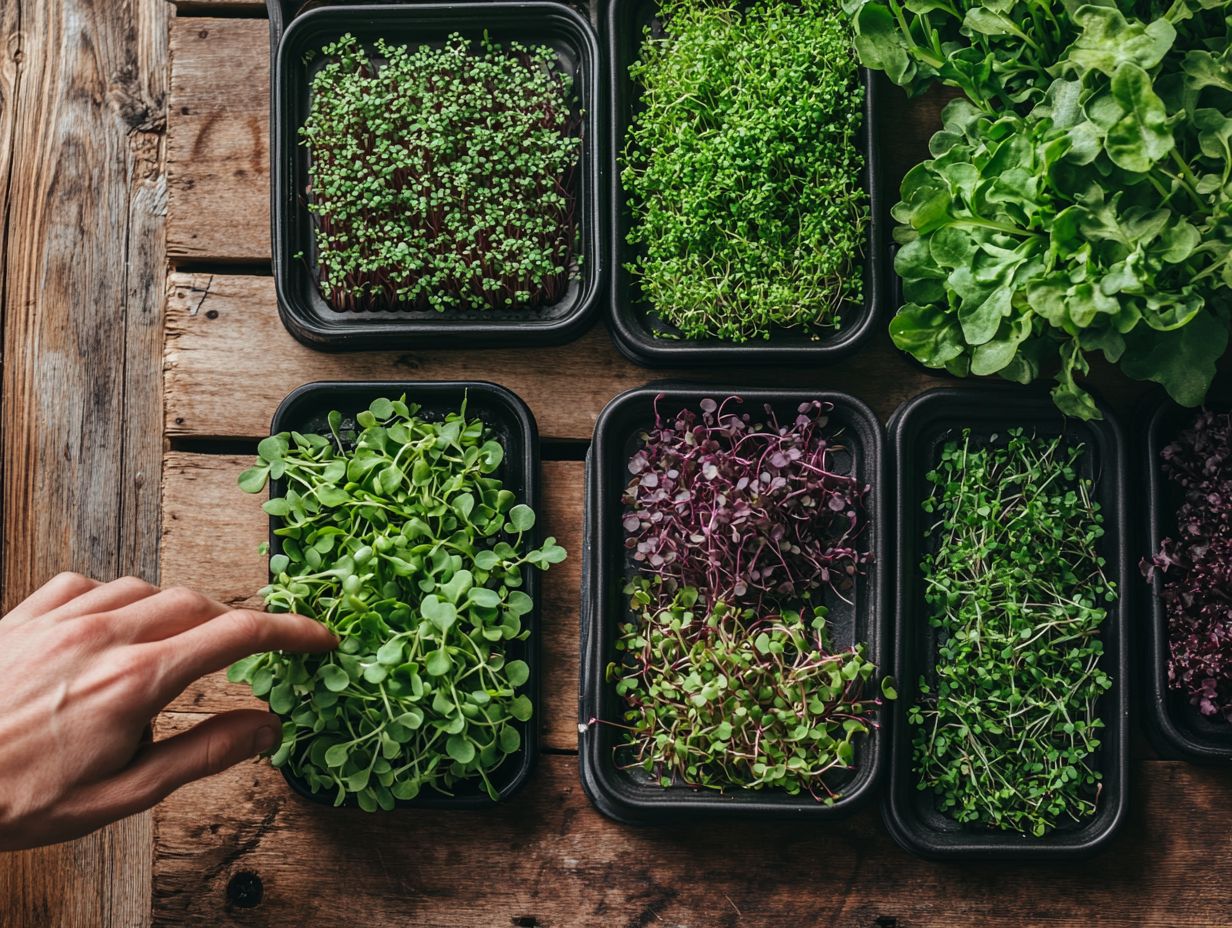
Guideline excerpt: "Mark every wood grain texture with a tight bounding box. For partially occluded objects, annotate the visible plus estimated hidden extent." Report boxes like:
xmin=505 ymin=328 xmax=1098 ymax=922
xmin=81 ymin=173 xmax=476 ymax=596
xmin=0 ymin=1 xmax=167 ymax=926
xmin=0 ymin=2 xmax=19 ymax=296
xmin=150 ymin=721 xmax=1232 ymax=928
xmin=164 ymin=273 xmax=956 ymax=441
xmin=167 ymin=17 xmax=269 ymax=261
xmin=159 ymin=453 xmax=583 ymax=751
xmin=176 ymin=0 xmax=268 ymax=9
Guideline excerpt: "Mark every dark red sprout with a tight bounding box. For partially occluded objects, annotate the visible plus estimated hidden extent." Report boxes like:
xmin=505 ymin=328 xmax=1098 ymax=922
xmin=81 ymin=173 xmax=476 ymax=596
xmin=623 ymin=395 xmax=870 ymax=615
xmin=1144 ymin=409 xmax=1232 ymax=721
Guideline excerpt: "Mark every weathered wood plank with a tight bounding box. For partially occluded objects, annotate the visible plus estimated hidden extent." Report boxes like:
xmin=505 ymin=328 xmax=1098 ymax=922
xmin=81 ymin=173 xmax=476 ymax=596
xmin=0 ymin=1 xmax=166 ymax=926
xmin=163 ymin=271 xmax=1159 ymax=443
xmin=150 ymin=716 xmax=1232 ymax=928
xmin=175 ymin=0 xmax=267 ymax=9
xmin=164 ymin=273 xmax=955 ymax=441
xmin=0 ymin=4 xmax=18 ymax=295
xmin=168 ymin=17 xmax=269 ymax=261
xmin=160 ymin=453 xmax=583 ymax=752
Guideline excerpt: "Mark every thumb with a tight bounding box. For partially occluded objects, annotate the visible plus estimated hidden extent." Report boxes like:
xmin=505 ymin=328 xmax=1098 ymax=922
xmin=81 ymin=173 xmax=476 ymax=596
xmin=78 ymin=711 xmax=283 ymax=822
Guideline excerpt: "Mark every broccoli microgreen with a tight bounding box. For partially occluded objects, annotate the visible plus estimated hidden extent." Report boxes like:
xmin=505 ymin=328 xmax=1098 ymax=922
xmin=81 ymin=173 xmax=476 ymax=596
xmin=623 ymin=0 xmax=868 ymax=342
xmin=231 ymin=396 xmax=566 ymax=811
xmin=911 ymin=430 xmax=1115 ymax=836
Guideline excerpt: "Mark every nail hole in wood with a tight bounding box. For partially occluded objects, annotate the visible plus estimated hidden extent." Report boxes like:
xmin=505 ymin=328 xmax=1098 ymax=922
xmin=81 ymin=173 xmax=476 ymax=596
xmin=226 ymin=871 xmax=263 ymax=909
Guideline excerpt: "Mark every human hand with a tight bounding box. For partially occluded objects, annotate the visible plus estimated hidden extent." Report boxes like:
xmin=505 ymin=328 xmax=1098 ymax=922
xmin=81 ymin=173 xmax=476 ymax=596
xmin=0 ymin=573 xmax=336 ymax=851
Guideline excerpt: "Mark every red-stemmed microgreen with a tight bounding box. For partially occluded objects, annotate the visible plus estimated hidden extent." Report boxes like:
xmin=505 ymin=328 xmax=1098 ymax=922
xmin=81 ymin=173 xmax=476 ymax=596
xmin=606 ymin=396 xmax=889 ymax=800
xmin=1143 ymin=409 xmax=1232 ymax=721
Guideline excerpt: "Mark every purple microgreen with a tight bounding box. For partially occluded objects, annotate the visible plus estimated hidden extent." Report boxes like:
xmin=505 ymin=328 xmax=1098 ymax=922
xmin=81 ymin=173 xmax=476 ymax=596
xmin=622 ymin=395 xmax=870 ymax=616
xmin=1144 ymin=409 xmax=1232 ymax=721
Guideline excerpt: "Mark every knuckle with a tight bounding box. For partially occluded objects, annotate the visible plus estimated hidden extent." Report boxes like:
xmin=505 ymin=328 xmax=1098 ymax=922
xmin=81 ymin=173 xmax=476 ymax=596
xmin=202 ymin=727 xmax=235 ymax=776
xmin=58 ymin=612 xmax=113 ymax=648
xmin=162 ymin=585 xmax=208 ymax=612
xmin=111 ymin=575 xmax=156 ymax=597
xmin=90 ymin=769 xmax=165 ymax=817
xmin=48 ymin=570 xmax=93 ymax=594
xmin=221 ymin=609 xmax=265 ymax=646
xmin=107 ymin=650 xmax=155 ymax=702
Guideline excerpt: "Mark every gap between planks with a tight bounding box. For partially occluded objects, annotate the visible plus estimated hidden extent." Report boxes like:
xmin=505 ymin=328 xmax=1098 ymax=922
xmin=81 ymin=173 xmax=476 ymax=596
xmin=163 ymin=271 xmax=955 ymax=443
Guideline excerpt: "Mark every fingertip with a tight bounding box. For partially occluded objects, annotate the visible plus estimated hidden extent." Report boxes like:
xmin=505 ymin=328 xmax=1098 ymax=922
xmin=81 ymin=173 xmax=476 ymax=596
xmin=283 ymin=613 xmax=339 ymax=650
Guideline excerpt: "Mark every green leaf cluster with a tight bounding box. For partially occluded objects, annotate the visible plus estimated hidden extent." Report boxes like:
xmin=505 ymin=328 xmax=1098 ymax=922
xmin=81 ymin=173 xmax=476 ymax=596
xmin=848 ymin=0 xmax=1232 ymax=417
xmin=231 ymin=396 xmax=566 ymax=810
xmin=910 ymin=430 xmax=1115 ymax=836
xmin=623 ymin=0 xmax=869 ymax=341
xmin=607 ymin=579 xmax=887 ymax=800
xmin=301 ymin=34 xmax=581 ymax=313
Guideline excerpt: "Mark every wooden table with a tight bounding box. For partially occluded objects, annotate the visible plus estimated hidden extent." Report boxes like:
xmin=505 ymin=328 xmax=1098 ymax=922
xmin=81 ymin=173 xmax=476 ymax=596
xmin=3 ymin=0 xmax=1232 ymax=925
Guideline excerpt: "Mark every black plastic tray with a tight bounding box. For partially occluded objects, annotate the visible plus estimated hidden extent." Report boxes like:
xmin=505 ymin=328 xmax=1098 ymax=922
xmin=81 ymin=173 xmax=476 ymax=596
xmin=268 ymin=2 xmax=604 ymax=351
xmin=603 ymin=0 xmax=886 ymax=367
xmin=885 ymin=386 xmax=1130 ymax=859
xmin=267 ymin=381 xmax=542 ymax=808
xmin=1142 ymin=395 xmax=1232 ymax=763
xmin=579 ymin=384 xmax=890 ymax=822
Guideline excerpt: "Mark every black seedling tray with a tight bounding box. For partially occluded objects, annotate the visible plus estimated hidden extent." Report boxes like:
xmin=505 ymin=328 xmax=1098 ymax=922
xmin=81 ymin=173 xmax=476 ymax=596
xmin=267 ymin=380 xmax=542 ymax=808
xmin=603 ymin=0 xmax=886 ymax=367
xmin=268 ymin=1 xmax=604 ymax=351
xmin=885 ymin=386 xmax=1130 ymax=859
xmin=1142 ymin=394 xmax=1232 ymax=763
xmin=579 ymin=383 xmax=890 ymax=823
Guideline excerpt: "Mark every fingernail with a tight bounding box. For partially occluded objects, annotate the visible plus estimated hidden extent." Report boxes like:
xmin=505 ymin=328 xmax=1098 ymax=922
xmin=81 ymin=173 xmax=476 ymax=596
xmin=253 ymin=723 xmax=281 ymax=755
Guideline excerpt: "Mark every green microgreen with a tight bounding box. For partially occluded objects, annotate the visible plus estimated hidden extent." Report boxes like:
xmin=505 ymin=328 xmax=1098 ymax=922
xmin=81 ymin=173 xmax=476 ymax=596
xmin=622 ymin=0 xmax=868 ymax=342
xmin=608 ymin=579 xmax=884 ymax=800
xmin=911 ymin=429 xmax=1115 ymax=836
xmin=301 ymin=33 xmax=582 ymax=313
xmin=231 ymin=395 xmax=566 ymax=811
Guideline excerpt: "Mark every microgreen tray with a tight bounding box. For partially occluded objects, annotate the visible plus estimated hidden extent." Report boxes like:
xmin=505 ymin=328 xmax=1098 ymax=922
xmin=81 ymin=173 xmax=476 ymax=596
xmin=885 ymin=386 xmax=1130 ymax=859
xmin=267 ymin=380 xmax=542 ymax=808
xmin=1141 ymin=393 xmax=1232 ymax=763
xmin=579 ymin=384 xmax=890 ymax=822
xmin=603 ymin=0 xmax=886 ymax=367
xmin=268 ymin=1 xmax=604 ymax=351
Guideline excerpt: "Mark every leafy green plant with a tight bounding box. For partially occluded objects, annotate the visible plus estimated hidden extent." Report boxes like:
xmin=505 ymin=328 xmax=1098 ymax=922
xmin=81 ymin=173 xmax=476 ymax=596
xmin=911 ymin=430 xmax=1115 ymax=836
xmin=623 ymin=0 xmax=868 ymax=341
xmin=847 ymin=0 xmax=1232 ymax=417
xmin=302 ymin=34 xmax=581 ymax=313
xmin=609 ymin=579 xmax=889 ymax=800
xmin=231 ymin=396 xmax=566 ymax=811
